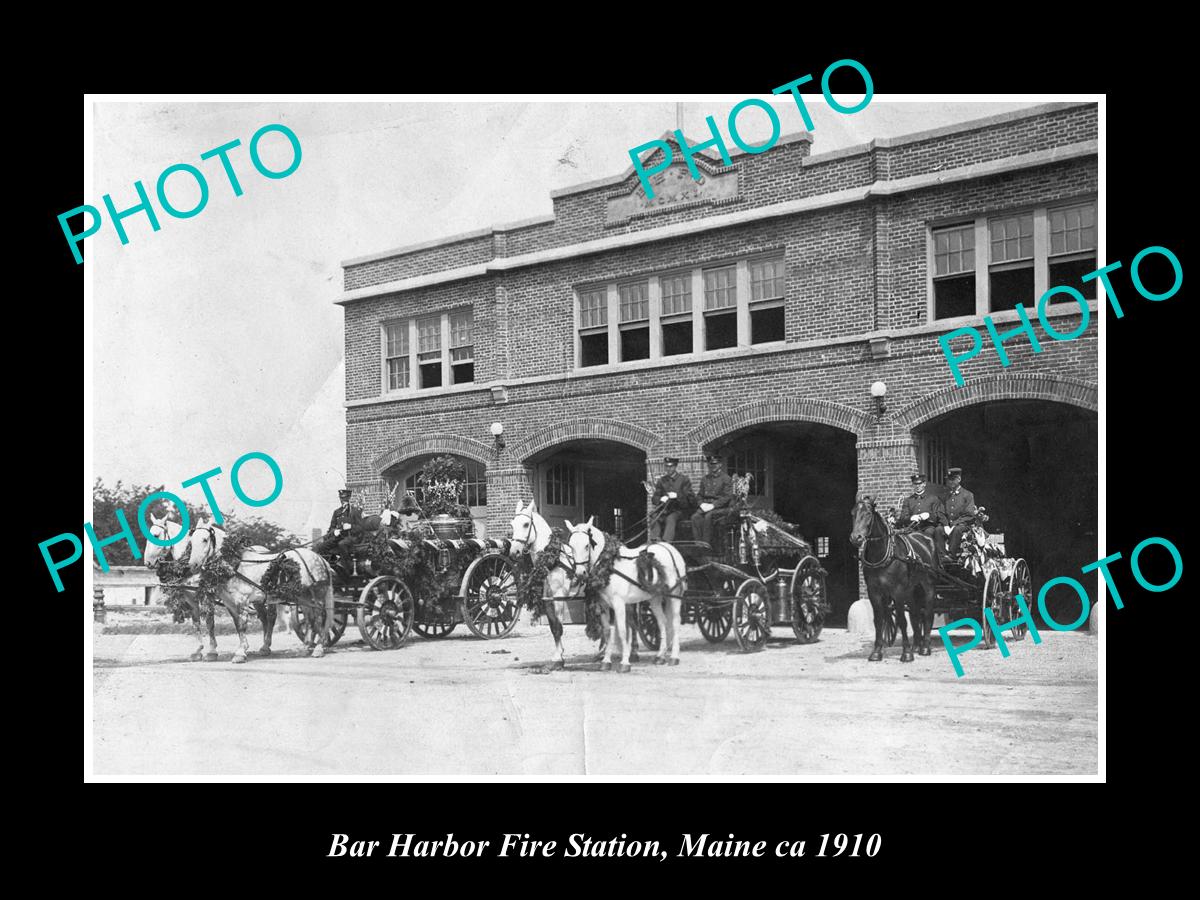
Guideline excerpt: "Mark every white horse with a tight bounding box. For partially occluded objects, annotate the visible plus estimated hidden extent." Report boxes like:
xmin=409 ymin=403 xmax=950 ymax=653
xmin=143 ymin=513 xmax=220 ymax=662
xmin=187 ymin=523 xmax=336 ymax=663
xmin=508 ymin=500 xmax=579 ymax=670
xmin=565 ymin=519 xmax=686 ymax=672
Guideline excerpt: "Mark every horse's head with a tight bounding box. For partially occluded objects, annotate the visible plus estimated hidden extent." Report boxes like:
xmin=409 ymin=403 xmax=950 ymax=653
xmin=187 ymin=522 xmax=224 ymax=570
xmin=143 ymin=513 xmax=187 ymax=567
xmin=565 ymin=517 xmax=601 ymax=580
xmin=849 ymin=495 xmax=878 ymax=547
xmin=509 ymin=499 xmax=548 ymax=558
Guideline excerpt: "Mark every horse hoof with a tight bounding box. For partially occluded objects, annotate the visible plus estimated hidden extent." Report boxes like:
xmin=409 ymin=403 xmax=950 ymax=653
xmin=188 ymin=651 xmax=204 ymax=661
xmin=619 ymin=663 xmax=632 ymax=674
xmin=232 ymin=653 xmax=247 ymax=664
xmin=203 ymin=651 xmax=219 ymax=662
xmin=630 ymin=652 xmax=640 ymax=663
xmin=654 ymin=657 xmax=666 ymax=666
xmin=601 ymin=661 xmax=612 ymax=672
xmin=901 ymin=653 xmax=914 ymax=663
xmin=919 ymin=646 xmax=931 ymax=657
xmin=549 ymin=659 xmax=565 ymax=671
xmin=868 ymin=651 xmax=883 ymax=662
xmin=667 ymin=658 xmax=679 ymax=667
xmin=593 ymin=652 xmax=606 ymax=663
xmin=312 ymin=645 xmax=326 ymax=659
xmin=257 ymin=646 xmax=272 ymax=656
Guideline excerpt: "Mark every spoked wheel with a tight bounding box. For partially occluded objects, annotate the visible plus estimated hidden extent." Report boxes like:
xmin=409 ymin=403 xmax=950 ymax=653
xmin=733 ymin=578 xmax=771 ymax=652
xmin=413 ymin=602 xmax=457 ymax=639
xmin=355 ymin=575 xmax=414 ymax=650
xmin=697 ymin=603 xmax=733 ymax=643
xmin=461 ymin=553 xmax=520 ymax=639
xmin=981 ymin=569 xmax=1004 ymax=650
xmin=790 ymin=561 xmax=827 ymax=644
xmin=290 ymin=606 xmax=347 ymax=646
xmin=1007 ymin=559 xmax=1032 ymax=641
xmin=634 ymin=601 xmax=661 ymax=651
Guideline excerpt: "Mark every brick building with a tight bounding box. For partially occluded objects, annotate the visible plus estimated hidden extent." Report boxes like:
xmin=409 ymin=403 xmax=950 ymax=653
xmin=336 ymin=102 xmax=1099 ymax=619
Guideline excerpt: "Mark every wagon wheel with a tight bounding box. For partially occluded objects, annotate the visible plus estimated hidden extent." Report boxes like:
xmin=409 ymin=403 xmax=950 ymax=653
xmin=461 ymin=553 xmax=520 ymax=639
xmin=790 ymin=560 xmax=827 ymax=644
xmin=1007 ymin=559 xmax=1032 ymax=641
xmin=290 ymin=607 xmax=348 ymax=646
xmin=733 ymin=578 xmax=771 ymax=652
xmin=981 ymin=569 xmax=1004 ymax=650
xmin=697 ymin=603 xmax=733 ymax=643
xmin=634 ymin=601 xmax=662 ymax=651
xmin=413 ymin=597 xmax=457 ymax=639
xmin=355 ymin=575 xmax=414 ymax=650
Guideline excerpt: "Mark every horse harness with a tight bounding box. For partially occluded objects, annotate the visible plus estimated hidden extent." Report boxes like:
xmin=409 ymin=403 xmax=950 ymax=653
xmin=574 ymin=530 xmax=687 ymax=600
xmin=858 ymin=510 xmax=932 ymax=571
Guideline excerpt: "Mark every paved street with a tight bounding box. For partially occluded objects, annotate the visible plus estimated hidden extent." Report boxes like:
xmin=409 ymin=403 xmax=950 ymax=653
xmin=92 ymin=621 xmax=1097 ymax=777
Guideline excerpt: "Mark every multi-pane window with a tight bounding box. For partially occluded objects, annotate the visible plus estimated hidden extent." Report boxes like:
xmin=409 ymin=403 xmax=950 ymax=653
xmin=748 ymin=257 xmax=785 ymax=344
xmin=381 ymin=309 xmax=475 ymax=393
xmin=932 ymin=224 xmax=977 ymax=319
xmin=384 ymin=322 xmax=409 ymax=391
xmin=619 ymin=282 xmax=650 ymax=361
xmin=930 ymin=200 xmax=1099 ymax=320
xmin=988 ymin=213 xmax=1034 ymax=311
xmin=449 ymin=310 xmax=474 ymax=385
xmin=660 ymin=273 xmax=693 ymax=356
xmin=703 ymin=266 xmax=738 ymax=350
xmin=545 ymin=463 xmax=577 ymax=507
xmin=816 ymin=536 xmax=830 ymax=558
xmin=727 ymin=446 xmax=767 ymax=497
xmin=403 ymin=457 xmax=487 ymax=509
xmin=578 ymin=288 xmax=608 ymax=367
xmin=417 ymin=317 xmax=442 ymax=389
xmin=1048 ymin=202 xmax=1097 ymax=300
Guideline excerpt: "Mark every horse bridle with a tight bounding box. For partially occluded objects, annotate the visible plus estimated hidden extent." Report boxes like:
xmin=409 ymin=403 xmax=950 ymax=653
xmin=513 ymin=512 xmax=577 ymax=574
xmin=854 ymin=504 xmax=896 ymax=570
xmin=191 ymin=524 xmax=218 ymax=567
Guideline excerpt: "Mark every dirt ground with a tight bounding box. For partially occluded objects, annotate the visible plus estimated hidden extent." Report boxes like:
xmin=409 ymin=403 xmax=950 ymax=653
xmin=91 ymin=618 xmax=1098 ymax=777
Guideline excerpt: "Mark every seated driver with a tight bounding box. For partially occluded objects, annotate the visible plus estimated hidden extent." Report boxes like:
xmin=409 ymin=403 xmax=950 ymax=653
xmin=648 ymin=456 xmax=693 ymax=542
xmin=897 ymin=473 xmax=949 ymax=566
xmin=315 ymin=487 xmax=364 ymax=571
xmin=943 ymin=467 xmax=978 ymax=561
xmin=690 ymin=454 xmax=733 ymax=546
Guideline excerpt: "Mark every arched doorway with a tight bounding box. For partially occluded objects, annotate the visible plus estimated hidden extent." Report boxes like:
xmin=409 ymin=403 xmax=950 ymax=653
xmin=705 ymin=422 xmax=859 ymax=622
xmin=913 ymin=400 xmax=1098 ymax=619
xmin=380 ymin=454 xmax=489 ymax=537
xmin=525 ymin=440 xmax=647 ymax=538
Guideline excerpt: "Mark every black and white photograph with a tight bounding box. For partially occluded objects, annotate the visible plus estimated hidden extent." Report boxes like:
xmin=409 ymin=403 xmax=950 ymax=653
xmin=82 ymin=92 xmax=1107 ymax=779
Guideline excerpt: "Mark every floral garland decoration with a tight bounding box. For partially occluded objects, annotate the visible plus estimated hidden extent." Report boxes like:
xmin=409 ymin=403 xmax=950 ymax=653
xmin=580 ymin=531 xmax=620 ymax=642
xmin=154 ymin=533 xmax=252 ymax=622
xmin=261 ymin=555 xmax=307 ymax=609
xmin=514 ymin=531 xmax=566 ymax=617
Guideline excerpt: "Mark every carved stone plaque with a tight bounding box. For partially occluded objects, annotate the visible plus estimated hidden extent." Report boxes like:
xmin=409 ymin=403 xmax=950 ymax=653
xmin=607 ymin=162 xmax=739 ymax=225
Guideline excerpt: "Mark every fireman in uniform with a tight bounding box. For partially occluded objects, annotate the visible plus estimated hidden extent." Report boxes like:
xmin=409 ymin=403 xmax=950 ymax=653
xmin=690 ymin=455 xmax=734 ymax=546
xmin=943 ymin=466 xmax=978 ymax=561
xmin=898 ymin=473 xmax=949 ymax=566
xmin=648 ymin=457 xmax=694 ymax=542
xmin=315 ymin=488 xmax=364 ymax=572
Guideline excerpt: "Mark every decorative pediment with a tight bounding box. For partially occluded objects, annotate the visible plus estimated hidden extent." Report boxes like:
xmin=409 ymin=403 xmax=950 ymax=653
xmin=607 ymin=133 xmax=739 ymax=226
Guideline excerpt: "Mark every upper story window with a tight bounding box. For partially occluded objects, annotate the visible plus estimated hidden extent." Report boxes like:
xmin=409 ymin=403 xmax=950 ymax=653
xmin=618 ymin=281 xmax=650 ymax=361
xmin=381 ymin=308 xmax=475 ymax=395
xmin=575 ymin=255 xmax=786 ymax=370
xmin=929 ymin=199 xmax=1097 ymax=320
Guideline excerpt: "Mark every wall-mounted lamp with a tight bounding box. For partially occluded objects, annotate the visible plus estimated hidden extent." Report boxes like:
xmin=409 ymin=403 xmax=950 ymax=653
xmin=870 ymin=381 xmax=887 ymax=420
xmin=490 ymin=421 xmax=505 ymax=452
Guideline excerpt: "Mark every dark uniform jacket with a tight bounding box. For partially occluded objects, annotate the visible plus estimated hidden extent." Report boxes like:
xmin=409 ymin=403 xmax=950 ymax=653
xmin=696 ymin=471 xmax=734 ymax=509
xmin=654 ymin=472 xmax=694 ymax=509
xmin=944 ymin=486 xmax=977 ymax=524
xmin=328 ymin=503 xmax=365 ymax=536
xmin=898 ymin=491 xmax=947 ymax=527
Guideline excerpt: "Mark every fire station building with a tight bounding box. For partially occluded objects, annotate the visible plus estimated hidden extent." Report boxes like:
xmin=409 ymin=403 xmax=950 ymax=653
xmin=337 ymin=102 xmax=1099 ymax=618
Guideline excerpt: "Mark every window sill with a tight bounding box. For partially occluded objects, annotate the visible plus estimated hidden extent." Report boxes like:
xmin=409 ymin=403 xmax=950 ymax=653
xmin=575 ymin=341 xmax=789 ymax=377
xmin=377 ymin=380 xmax=479 ymax=402
xmin=930 ymin=299 xmax=1097 ymax=329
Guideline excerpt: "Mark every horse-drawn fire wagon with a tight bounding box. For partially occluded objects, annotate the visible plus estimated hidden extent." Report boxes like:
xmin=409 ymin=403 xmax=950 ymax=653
xmin=290 ymin=514 xmax=520 ymax=650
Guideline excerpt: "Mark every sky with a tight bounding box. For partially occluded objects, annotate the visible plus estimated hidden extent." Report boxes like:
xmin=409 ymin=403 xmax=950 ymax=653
xmin=90 ymin=97 xmax=1043 ymax=535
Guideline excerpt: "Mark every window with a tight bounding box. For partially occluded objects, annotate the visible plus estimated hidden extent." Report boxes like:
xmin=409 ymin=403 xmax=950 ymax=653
xmin=450 ymin=310 xmax=474 ymax=385
xmin=748 ymin=257 xmax=785 ymax=344
xmin=929 ymin=199 xmax=1098 ymax=321
xmin=727 ymin=446 xmax=767 ymax=496
xmin=578 ymin=288 xmax=608 ymax=367
xmin=816 ymin=536 xmax=830 ymax=557
xmin=545 ymin=463 xmax=577 ymax=507
xmin=703 ymin=266 xmax=738 ymax=350
xmin=988 ymin=213 xmax=1034 ymax=311
xmin=932 ymin=223 xmax=977 ymax=319
xmin=384 ymin=323 xmax=409 ymax=391
xmin=660 ymin=273 xmax=693 ymax=356
xmin=381 ymin=308 xmax=475 ymax=394
xmin=403 ymin=457 xmax=487 ymax=509
xmin=1048 ymin=202 xmax=1097 ymax=300
xmin=619 ymin=282 xmax=650 ymax=361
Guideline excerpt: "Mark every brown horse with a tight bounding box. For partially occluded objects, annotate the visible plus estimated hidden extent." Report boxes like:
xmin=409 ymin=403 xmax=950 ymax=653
xmin=849 ymin=496 xmax=936 ymax=662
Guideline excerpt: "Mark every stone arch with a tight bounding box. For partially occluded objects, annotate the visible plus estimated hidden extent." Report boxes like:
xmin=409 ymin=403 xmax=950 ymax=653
xmin=372 ymin=433 xmax=493 ymax=473
xmin=687 ymin=398 xmax=872 ymax=446
xmin=511 ymin=418 xmax=661 ymax=463
xmin=894 ymin=373 xmax=1097 ymax=429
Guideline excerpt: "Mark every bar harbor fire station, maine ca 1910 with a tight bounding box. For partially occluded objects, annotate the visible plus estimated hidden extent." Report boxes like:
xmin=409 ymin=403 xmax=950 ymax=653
xmin=335 ymin=101 xmax=1098 ymax=622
